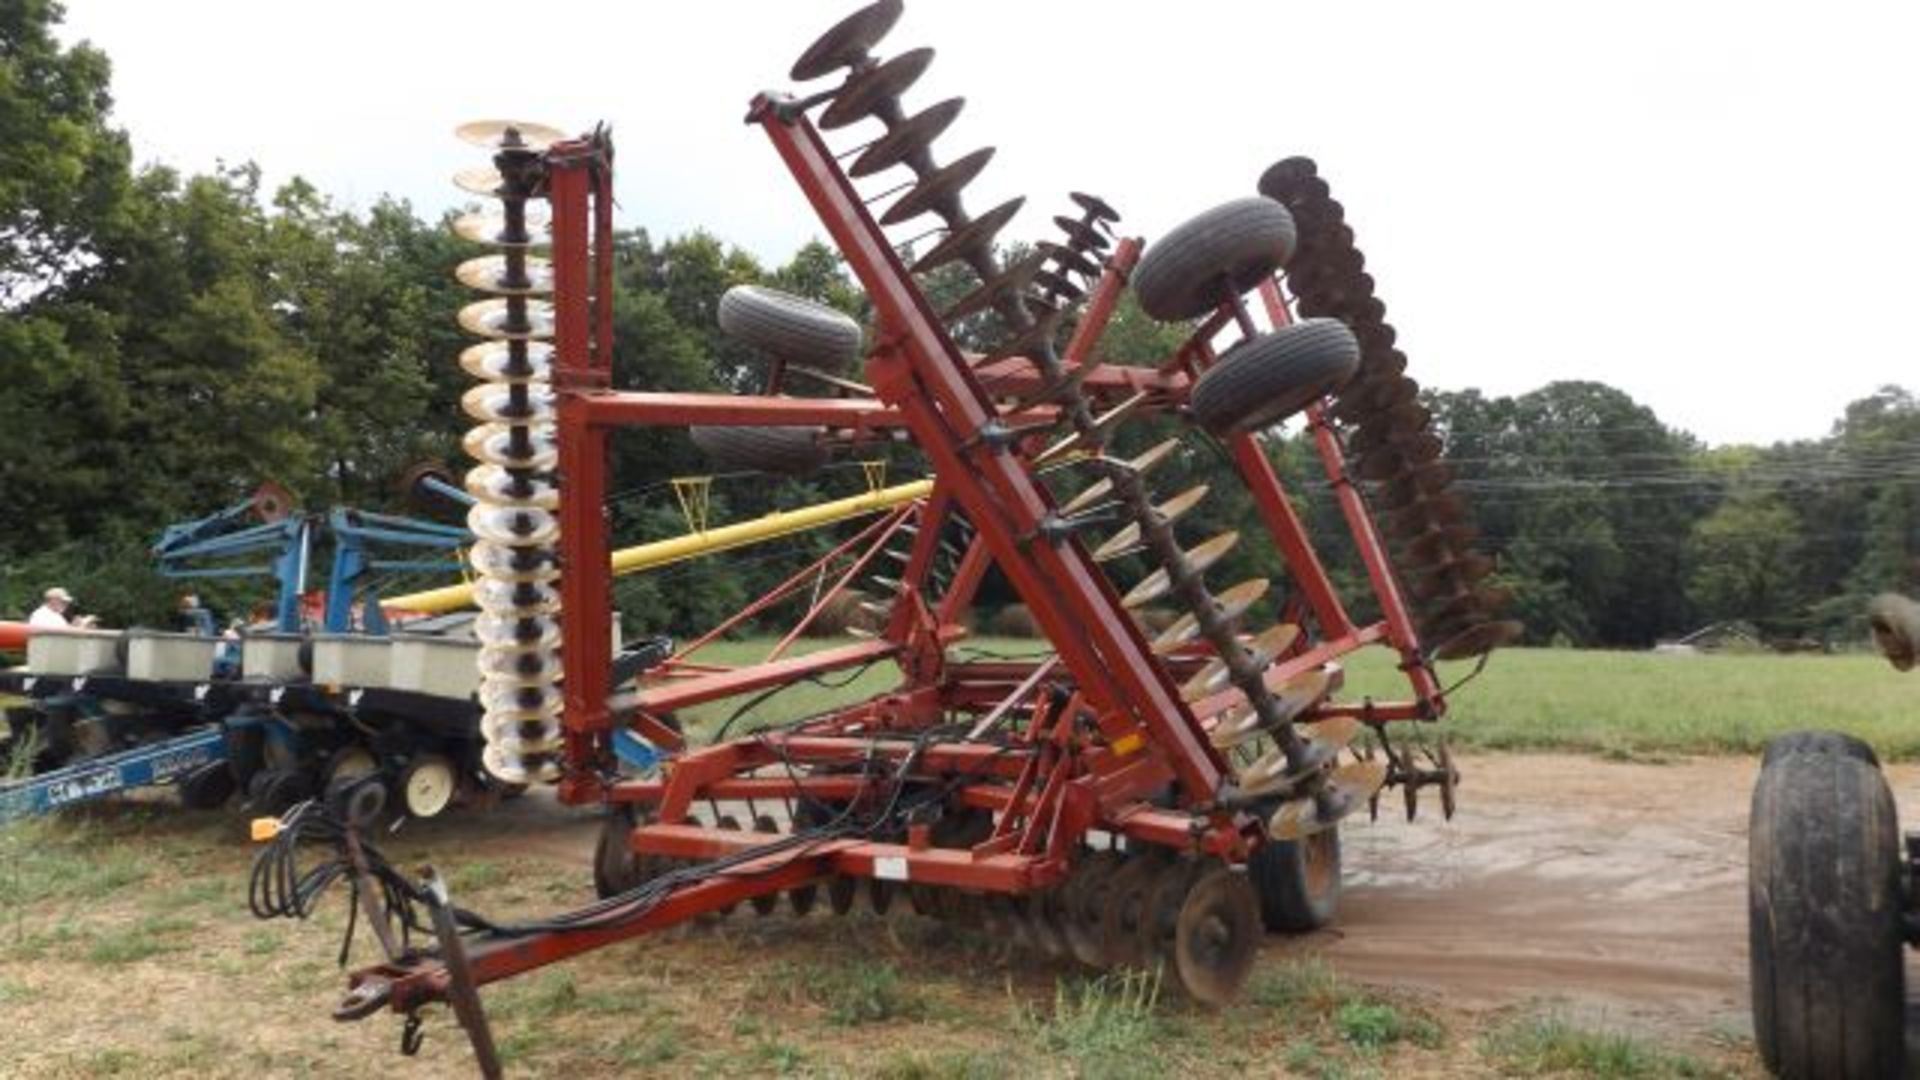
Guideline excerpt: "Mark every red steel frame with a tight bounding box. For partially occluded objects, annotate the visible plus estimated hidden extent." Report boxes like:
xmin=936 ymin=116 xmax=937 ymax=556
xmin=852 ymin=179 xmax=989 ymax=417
xmin=341 ymin=101 xmax=1446 ymax=1013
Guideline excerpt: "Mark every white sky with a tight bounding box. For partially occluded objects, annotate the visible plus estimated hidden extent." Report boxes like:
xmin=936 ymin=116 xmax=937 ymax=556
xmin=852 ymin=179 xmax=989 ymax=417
xmin=59 ymin=1 xmax=1920 ymax=446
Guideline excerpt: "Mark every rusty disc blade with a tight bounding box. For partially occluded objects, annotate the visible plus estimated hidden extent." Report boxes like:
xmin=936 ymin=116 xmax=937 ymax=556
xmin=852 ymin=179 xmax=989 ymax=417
xmin=455 ymin=254 xmax=555 ymax=296
xmin=1094 ymin=484 xmax=1208 ymax=562
xmin=1266 ymin=761 xmax=1387 ymax=841
xmin=943 ymin=246 xmax=1045 ymax=322
xmin=850 ymin=96 xmax=964 ymax=176
xmin=1256 ymin=155 xmax=1319 ymax=200
xmin=1384 ymin=494 xmax=1469 ymax=540
xmin=1052 ymin=215 xmax=1112 ymax=253
xmin=458 ymin=298 xmax=556 ymax=341
xmin=1422 ymin=584 xmax=1512 ymax=628
xmin=1355 ymin=431 xmax=1444 ymax=482
xmin=455 ymin=119 xmax=566 ymax=151
xmin=453 ymin=165 xmax=508 ymax=198
xmin=1180 ymin=656 xmax=1233 ymax=703
xmin=911 ymin=196 xmax=1024 ymax=274
xmin=820 ymin=46 xmax=934 ymax=129
xmin=1410 ymin=554 xmax=1497 ymax=601
xmin=1120 ymin=531 xmax=1240 ymax=609
xmin=1430 ymin=619 xmax=1524 ymax=661
xmin=1061 ymin=437 xmax=1181 ymax=515
xmin=1070 ymin=191 xmax=1121 ymax=223
xmin=1172 ymin=868 xmax=1260 ymax=1006
xmin=882 ymin=145 xmax=996 ymax=226
xmin=1347 ymin=402 xmax=1432 ymax=455
xmin=1380 ymin=459 xmax=1454 ymax=507
xmin=1404 ymin=523 xmax=1482 ymax=566
xmin=1237 ymin=716 xmax=1362 ymax=797
xmin=1037 ymin=390 xmax=1149 ymax=463
xmin=792 ymin=0 xmax=905 ymax=80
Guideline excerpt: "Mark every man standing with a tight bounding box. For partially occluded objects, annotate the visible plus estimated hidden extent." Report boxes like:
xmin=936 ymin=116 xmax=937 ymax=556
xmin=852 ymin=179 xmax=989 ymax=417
xmin=28 ymin=587 xmax=98 ymax=629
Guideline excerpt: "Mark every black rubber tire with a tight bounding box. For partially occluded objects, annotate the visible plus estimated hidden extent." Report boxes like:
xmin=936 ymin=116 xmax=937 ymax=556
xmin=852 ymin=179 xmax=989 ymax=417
xmin=1188 ymin=318 xmax=1361 ymax=434
xmin=1748 ymin=745 xmax=1905 ymax=1079
xmin=1249 ymin=827 xmax=1341 ymax=932
xmin=717 ymin=284 xmax=864 ymax=372
xmin=1760 ymin=730 xmax=1879 ymax=769
xmin=178 ymin=760 xmax=237 ymax=810
xmin=1132 ymin=197 xmax=1297 ymax=322
xmin=689 ymin=424 xmax=828 ymax=476
xmin=593 ymin=805 xmax=643 ymax=900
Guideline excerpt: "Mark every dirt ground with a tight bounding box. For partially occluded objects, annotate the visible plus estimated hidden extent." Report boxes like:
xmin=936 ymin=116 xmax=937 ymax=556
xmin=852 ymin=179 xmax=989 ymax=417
xmin=6 ymin=751 xmax=1874 ymax=1076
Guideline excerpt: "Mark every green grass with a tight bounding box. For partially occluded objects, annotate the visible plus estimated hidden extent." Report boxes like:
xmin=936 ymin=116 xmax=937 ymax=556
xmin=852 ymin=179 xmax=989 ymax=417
xmin=1344 ymin=646 xmax=1920 ymax=759
xmin=1481 ymin=1013 xmax=1727 ymax=1078
xmin=670 ymin=635 xmax=1920 ymax=760
xmin=752 ymin=956 xmax=927 ymax=1026
xmin=1016 ymin=971 xmax=1167 ymax=1079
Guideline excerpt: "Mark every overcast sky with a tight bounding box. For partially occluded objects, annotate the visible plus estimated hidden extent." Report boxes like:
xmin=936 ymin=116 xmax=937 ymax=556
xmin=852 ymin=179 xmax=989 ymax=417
xmin=59 ymin=1 xmax=1919 ymax=446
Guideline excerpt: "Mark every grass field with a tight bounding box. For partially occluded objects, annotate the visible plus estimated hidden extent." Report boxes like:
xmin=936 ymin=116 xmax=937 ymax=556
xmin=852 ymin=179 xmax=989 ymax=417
xmin=677 ymin=636 xmax=1920 ymax=760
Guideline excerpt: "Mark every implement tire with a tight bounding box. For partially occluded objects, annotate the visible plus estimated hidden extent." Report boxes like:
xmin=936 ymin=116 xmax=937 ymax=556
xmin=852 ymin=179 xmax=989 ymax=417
xmin=1132 ymin=197 xmax=1297 ymax=322
xmin=1188 ymin=319 xmax=1360 ymax=434
xmin=718 ymin=284 xmax=864 ymax=372
xmin=1760 ymin=729 xmax=1879 ymax=769
xmin=689 ymin=424 xmax=829 ymax=476
xmin=1249 ymin=827 xmax=1341 ymax=932
xmin=1748 ymin=740 xmax=1905 ymax=1079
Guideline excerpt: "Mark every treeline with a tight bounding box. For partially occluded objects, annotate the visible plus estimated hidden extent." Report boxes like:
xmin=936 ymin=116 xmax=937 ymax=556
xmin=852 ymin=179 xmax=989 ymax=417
xmin=3 ymin=2 xmax=1915 ymax=647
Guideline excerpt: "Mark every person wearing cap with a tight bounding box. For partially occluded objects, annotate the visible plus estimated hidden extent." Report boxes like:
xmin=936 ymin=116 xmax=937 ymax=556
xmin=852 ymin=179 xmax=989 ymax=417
xmin=28 ymin=587 xmax=98 ymax=629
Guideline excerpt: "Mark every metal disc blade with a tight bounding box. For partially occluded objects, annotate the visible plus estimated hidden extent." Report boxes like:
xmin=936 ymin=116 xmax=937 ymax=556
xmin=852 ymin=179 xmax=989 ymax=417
xmin=1120 ymin=531 xmax=1239 ymax=609
xmin=453 ymin=210 xmax=550 ymax=248
xmin=1061 ymin=437 xmax=1180 ymax=515
xmin=454 ymin=165 xmax=507 ymax=197
xmin=1093 ymin=484 xmax=1207 ymax=562
xmin=455 ymin=119 xmax=567 ymax=151
xmin=1069 ymin=191 xmax=1121 ymax=223
xmin=1002 ymin=357 xmax=1094 ymax=410
xmin=820 ymin=47 xmax=935 ymax=130
xmin=1052 ymin=215 xmax=1112 ymax=252
xmin=1265 ymin=761 xmax=1388 ymax=841
xmin=1207 ymin=667 xmax=1331 ymax=749
xmin=1354 ymin=431 xmax=1444 ymax=482
xmin=850 ymin=97 xmax=964 ymax=177
xmin=882 ymin=145 xmax=996 ymax=226
xmin=1422 ymin=584 xmax=1511 ymax=627
xmin=1237 ymin=716 xmax=1362 ymax=797
xmin=1154 ymin=578 xmax=1270 ymax=653
xmin=943 ymin=244 xmax=1043 ymax=321
xmin=1384 ymin=494 xmax=1469 ymax=540
xmin=910 ymin=196 xmax=1024 ymax=274
xmin=984 ymin=311 xmax=1064 ymax=365
xmin=458 ymin=298 xmax=556 ymax=341
xmin=792 ymin=0 xmax=905 ymax=80
xmin=1404 ymin=523 xmax=1481 ymax=566
xmin=1037 ymin=240 xmax=1102 ymax=279
xmin=1430 ymin=619 xmax=1524 ymax=661
xmin=1032 ymin=269 xmax=1084 ymax=301
xmin=460 ymin=340 xmax=554 ymax=384
xmin=1347 ymin=403 xmax=1433 ymax=455
xmin=1180 ymin=657 xmax=1231 ymax=702
xmin=455 ymin=255 xmax=555 ymax=296
xmin=1381 ymin=461 xmax=1455 ymax=508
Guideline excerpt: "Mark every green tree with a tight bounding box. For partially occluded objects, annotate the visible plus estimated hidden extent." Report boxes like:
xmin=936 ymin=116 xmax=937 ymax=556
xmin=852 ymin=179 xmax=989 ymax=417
xmin=1686 ymin=497 xmax=1802 ymax=631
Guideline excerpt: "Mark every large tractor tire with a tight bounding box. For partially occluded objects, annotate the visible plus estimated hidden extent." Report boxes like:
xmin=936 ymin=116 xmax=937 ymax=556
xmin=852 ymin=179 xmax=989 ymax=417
xmin=689 ymin=424 xmax=829 ymax=476
xmin=1759 ymin=729 xmax=1879 ymax=769
xmin=1748 ymin=735 xmax=1906 ymax=1078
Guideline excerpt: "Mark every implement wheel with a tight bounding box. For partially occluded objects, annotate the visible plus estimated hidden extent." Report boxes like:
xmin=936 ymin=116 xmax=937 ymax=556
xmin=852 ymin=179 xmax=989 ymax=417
xmin=1759 ymin=729 xmax=1879 ymax=769
xmin=1188 ymin=319 xmax=1360 ymax=435
xmin=718 ymin=284 xmax=864 ymax=372
xmin=593 ymin=806 xmax=644 ymax=899
xmin=1132 ymin=197 xmax=1297 ymax=322
xmin=1249 ymin=827 xmax=1341 ymax=932
xmin=689 ymin=424 xmax=829 ymax=476
xmin=1749 ymin=735 xmax=1905 ymax=1078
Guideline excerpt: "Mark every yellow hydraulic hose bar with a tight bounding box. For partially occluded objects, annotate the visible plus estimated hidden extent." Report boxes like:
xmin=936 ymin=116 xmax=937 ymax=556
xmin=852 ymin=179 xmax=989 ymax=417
xmin=383 ymin=479 xmax=934 ymax=614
